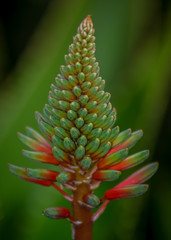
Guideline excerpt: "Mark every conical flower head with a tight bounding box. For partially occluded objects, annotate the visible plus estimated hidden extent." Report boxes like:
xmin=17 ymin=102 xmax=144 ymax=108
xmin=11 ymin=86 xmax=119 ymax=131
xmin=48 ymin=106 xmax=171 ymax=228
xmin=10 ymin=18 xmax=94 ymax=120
xmin=9 ymin=16 xmax=158 ymax=224
xmin=40 ymin=15 xmax=116 ymax=166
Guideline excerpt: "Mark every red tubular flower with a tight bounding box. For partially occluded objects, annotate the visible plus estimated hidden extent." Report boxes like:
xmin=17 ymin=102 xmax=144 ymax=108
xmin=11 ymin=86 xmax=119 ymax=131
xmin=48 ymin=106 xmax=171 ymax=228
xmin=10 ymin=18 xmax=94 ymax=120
xmin=8 ymin=164 xmax=53 ymax=186
xmin=42 ymin=207 xmax=71 ymax=219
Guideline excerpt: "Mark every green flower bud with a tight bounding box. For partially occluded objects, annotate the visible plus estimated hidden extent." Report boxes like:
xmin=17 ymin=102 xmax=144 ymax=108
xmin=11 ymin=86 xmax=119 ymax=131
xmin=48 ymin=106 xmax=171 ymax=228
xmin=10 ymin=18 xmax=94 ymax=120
xmin=75 ymin=146 xmax=85 ymax=160
xmin=77 ymin=135 xmax=87 ymax=146
xmin=79 ymin=95 xmax=89 ymax=105
xmin=78 ymin=108 xmax=88 ymax=117
xmin=85 ymin=101 xmax=97 ymax=111
xmin=84 ymin=113 xmax=97 ymax=123
xmin=82 ymin=81 xmax=91 ymax=91
xmin=52 ymin=146 xmax=70 ymax=163
xmin=52 ymin=135 xmax=66 ymax=152
xmin=81 ymin=57 xmax=89 ymax=66
xmin=63 ymin=137 xmax=75 ymax=151
xmin=67 ymin=110 xmax=77 ymax=121
xmin=75 ymin=62 xmax=82 ymax=73
xmin=70 ymin=127 xmax=80 ymax=139
xmin=54 ymin=127 xmax=70 ymax=139
xmin=68 ymin=75 xmax=78 ymax=86
xmin=80 ymin=157 xmax=92 ymax=170
xmin=86 ymin=138 xmax=100 ymax=154
xmin=84 ymin=194 xmax=100 ymax=207
xmin=86 ymin=72 xmax=97 ymax=81
xmin=78 ymin=72 xmax=85 ymax=83
xmin=87 ymin=128 xmax=102 ymax=139
xmin=75 ymin=117 xmax=84 ymax=129
xmin=83 ymin=65 xmax=92 ymax=74
xmin=81 ymin=123 xmax=93 ymax=134
xmin=70 ymin=101 xmax=80 ymax=111
xmin=56 ymin=172 xmax=72 ymax=184
xmin=60 ymin=118 xmax=74 ymax=130
xmin=73 ymin=86 xmax=81 ymax=97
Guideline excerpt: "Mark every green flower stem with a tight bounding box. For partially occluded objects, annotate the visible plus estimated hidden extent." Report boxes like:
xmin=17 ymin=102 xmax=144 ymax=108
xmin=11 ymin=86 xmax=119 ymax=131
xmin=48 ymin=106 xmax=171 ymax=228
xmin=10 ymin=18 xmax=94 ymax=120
xmin=92 ymin=200 xmax=110 ymax=222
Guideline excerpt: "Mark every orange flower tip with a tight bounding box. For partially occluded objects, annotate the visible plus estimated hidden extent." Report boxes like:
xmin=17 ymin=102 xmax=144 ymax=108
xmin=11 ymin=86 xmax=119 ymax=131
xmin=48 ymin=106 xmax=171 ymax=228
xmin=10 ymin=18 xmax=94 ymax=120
xmin=42 ymin=207 xmax=70 ymax=220
xmin=140 ymin=129 xmax=143 ymax=134
xmin=116 ymin=126 xmax=119 ymax=131
xmin=86 ymin=15 xmax=92 ymax=23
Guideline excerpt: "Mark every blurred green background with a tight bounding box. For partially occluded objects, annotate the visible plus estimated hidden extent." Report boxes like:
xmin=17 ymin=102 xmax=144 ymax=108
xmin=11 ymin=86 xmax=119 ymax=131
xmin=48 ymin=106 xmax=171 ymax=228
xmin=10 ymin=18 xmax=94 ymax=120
xmin=0 ymin=0 xmax=171 ymax=239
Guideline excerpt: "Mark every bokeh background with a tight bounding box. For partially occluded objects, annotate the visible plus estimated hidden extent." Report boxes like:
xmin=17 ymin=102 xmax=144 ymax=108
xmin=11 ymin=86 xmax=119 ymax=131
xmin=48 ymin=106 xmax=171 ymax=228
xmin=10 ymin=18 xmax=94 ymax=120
xmin=0 ymin=0 xmax=171 ymax=239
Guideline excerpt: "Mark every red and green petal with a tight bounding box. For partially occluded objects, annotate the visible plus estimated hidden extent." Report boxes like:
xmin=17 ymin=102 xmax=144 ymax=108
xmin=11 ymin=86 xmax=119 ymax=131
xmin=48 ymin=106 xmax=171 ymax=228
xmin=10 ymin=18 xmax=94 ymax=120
xmin=109 ymin=150 xmax=149 ymax=171
xmin=92 ymin=170 xmax=121 ymax=181
xmin=18 ymin=132 xmax=52 ymax=153
xmin=98 ymin=148 xmax=128 ymax=169
xmin=42 ymin=207 xmax=71 ymax=219
xmin=25 ymin=126 xmax=51 ymax=148
xmin=107 ymin=130 xmax=143 ymax=156
xmin=56 ymin=172 xmax=74 ymax=184
xmin=26 ymin=168 xmax=59 ymax=181
xmin=8 ymin=164 xmax=52 ymax=186
xmin=111 ymin=129 xmax=132 ymax=147
xmin=104 ymin=184 xmax=148 ymax=200
xmin=22 ymin=150 xmax=59 ymax=165
xmin=116 ymin=162 xmax=159 ymax=188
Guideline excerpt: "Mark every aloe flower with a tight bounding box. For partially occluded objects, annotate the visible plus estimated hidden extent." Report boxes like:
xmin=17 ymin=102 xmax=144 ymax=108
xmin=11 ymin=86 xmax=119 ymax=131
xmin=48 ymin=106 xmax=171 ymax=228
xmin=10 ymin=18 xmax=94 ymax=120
xmin=9 ymin=15 xmax=158 ymax=240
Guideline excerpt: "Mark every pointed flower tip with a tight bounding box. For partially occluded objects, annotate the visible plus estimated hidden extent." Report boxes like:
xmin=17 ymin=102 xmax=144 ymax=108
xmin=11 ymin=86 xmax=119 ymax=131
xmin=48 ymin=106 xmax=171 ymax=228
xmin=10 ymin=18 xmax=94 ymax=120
xmin=86 ymin=15 xmax=92 ymax=23
xmin=8 ymin=163 xmax=18 ymax=175
xmin=82 ymin=15 xmax=93 ymax=30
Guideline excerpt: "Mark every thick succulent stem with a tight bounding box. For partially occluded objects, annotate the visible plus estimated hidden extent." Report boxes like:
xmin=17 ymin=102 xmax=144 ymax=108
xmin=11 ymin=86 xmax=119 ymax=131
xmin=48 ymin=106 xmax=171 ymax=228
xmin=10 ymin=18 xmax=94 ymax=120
xmin=72 ymin=183 xmax=93 ymax=240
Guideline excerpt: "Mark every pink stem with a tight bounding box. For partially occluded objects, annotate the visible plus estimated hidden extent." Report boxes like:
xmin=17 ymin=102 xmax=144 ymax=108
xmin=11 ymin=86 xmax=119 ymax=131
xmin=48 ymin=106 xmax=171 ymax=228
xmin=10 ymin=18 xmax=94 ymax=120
xmin=92 ymin=200 xmax=110 ymax=222
xmin=52 ymin=183 xmax=73 ymax=202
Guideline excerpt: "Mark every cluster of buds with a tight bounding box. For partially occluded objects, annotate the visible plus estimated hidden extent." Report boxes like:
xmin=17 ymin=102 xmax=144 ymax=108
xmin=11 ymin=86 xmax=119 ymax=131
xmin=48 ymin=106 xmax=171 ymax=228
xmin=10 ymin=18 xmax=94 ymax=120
xmin=9 ymin=15 xmax=158 ymax=239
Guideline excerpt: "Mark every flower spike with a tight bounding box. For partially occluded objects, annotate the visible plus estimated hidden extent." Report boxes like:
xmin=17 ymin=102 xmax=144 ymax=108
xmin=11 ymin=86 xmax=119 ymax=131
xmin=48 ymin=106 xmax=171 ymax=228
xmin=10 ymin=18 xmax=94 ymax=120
xmin=9 ymin=15 xmax=158 ymax=239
